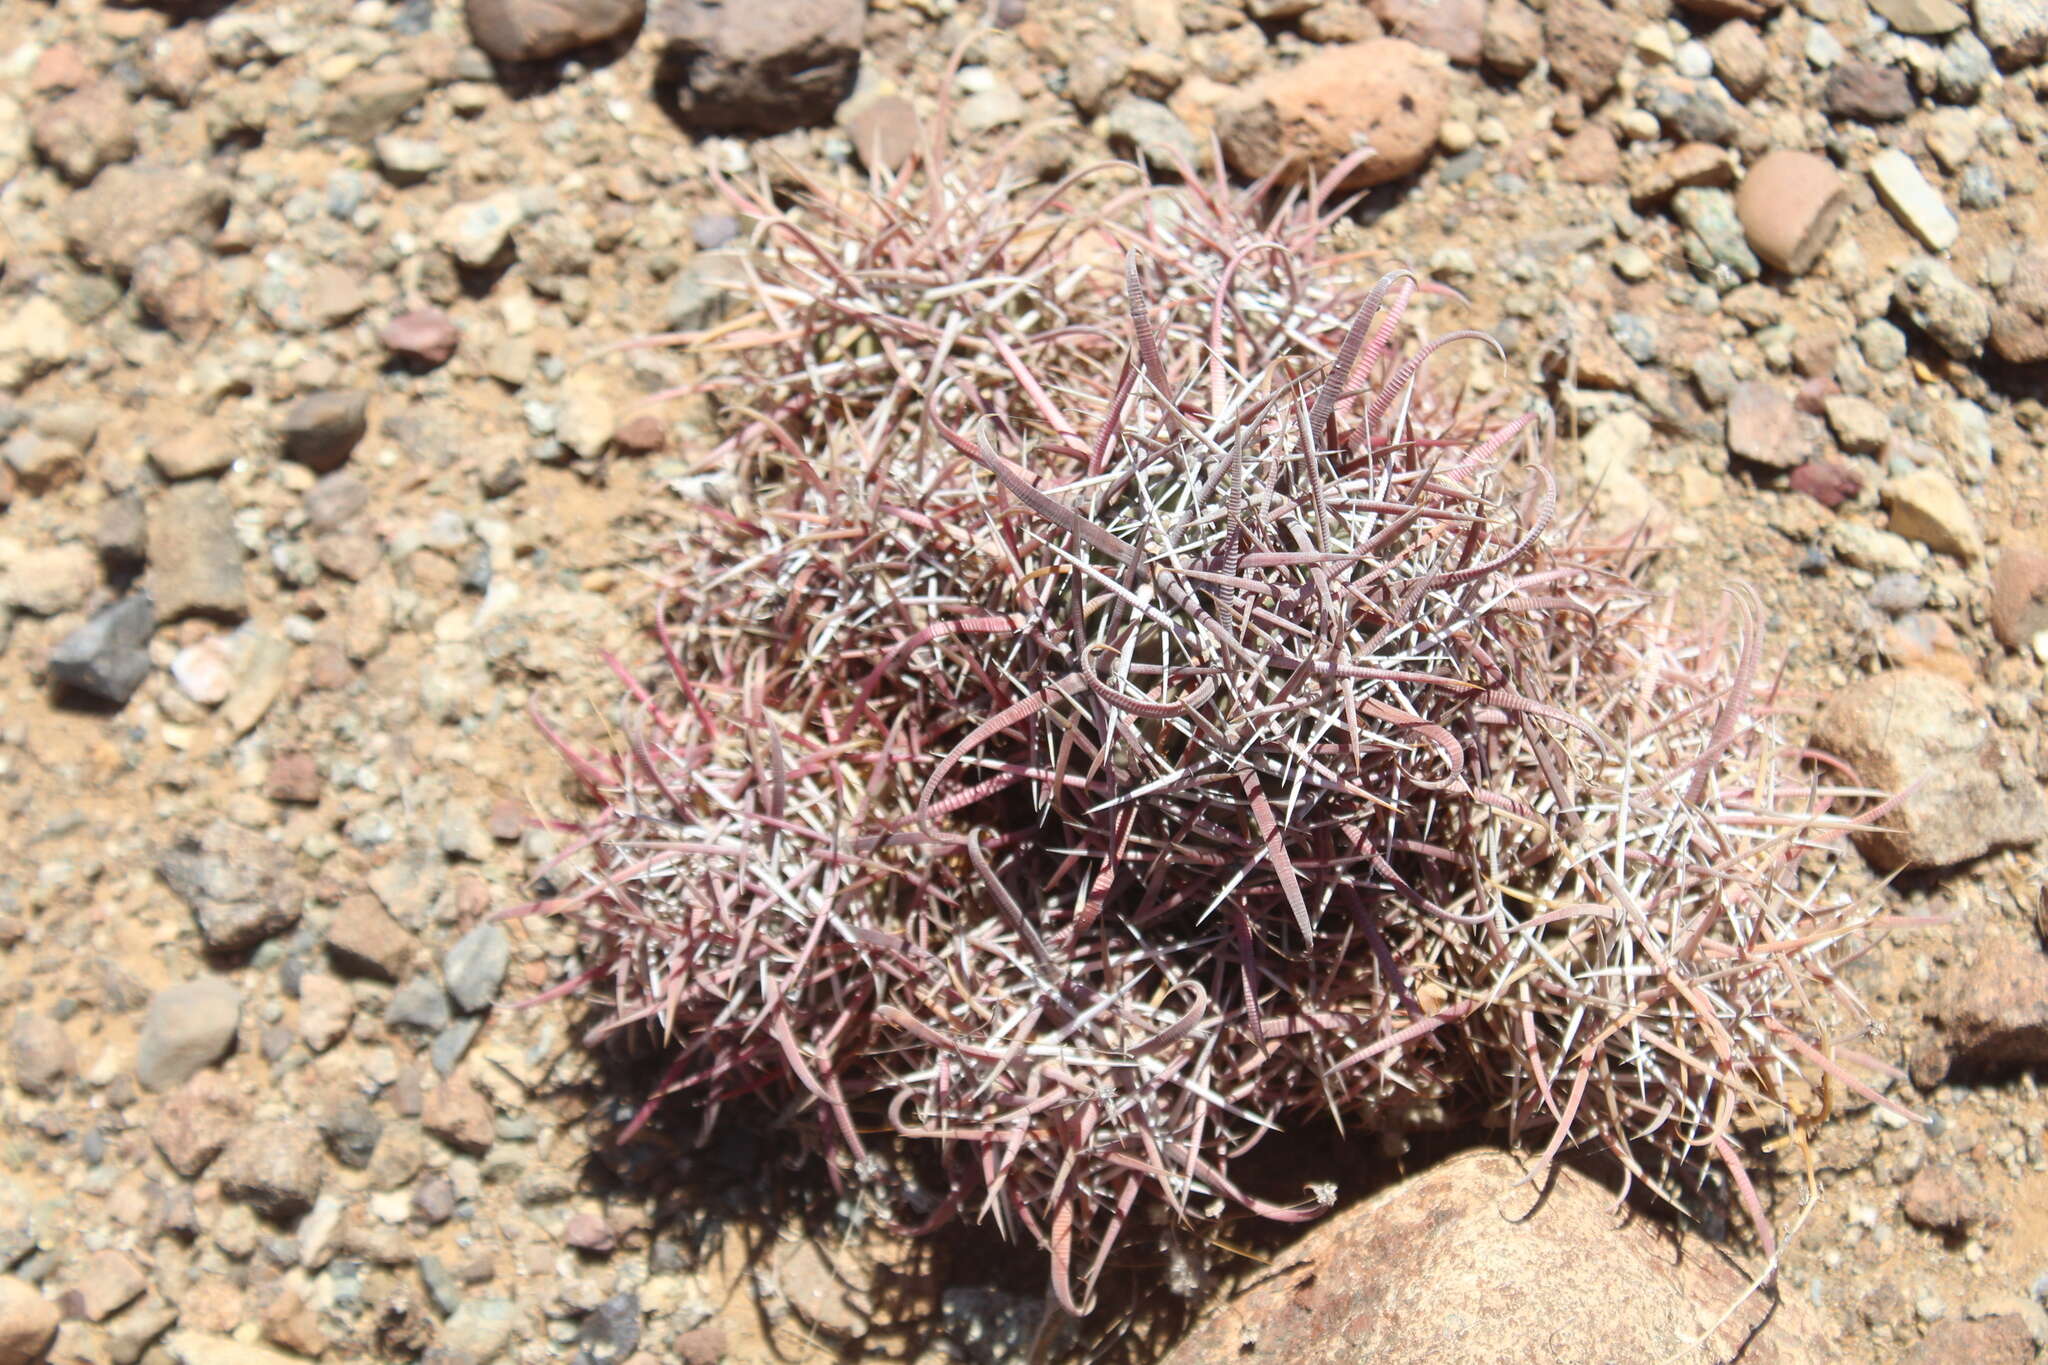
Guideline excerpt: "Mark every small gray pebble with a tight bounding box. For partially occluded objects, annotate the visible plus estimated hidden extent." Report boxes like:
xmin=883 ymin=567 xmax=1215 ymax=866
xmin=692 ymin=214 xmax=740 ymax=250
xmin=1867 ymin=573 xmax=1929 ymax=615
xmin=386 ymin=975 xmax=453 ymax=1035
xmin=1957 ymin=164 xmax=2004 ymax=210
xmin=443 ymin=923 xmax=510 ymax=1014
xmin=1609 ymin=312 xmax=1659 ymax=363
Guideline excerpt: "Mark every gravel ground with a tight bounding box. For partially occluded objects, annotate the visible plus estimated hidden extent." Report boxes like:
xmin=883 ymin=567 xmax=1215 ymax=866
xmin=0 ymin=0 xmax=2045 ymax=1360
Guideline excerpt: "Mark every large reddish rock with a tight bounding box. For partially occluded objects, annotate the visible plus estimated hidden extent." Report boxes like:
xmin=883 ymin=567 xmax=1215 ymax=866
xmin=1218 ymin=39 xmax=1447 ymax=190
xmin=1811 ymin=669 xmax=2048 ymax=870
xmin=652 ymin=0 xmax=864 ymax=134
xmin=1162 ymin=1150 xmax=1827 ymax=1364
xmin=465 ymin=0 xmax=644 ymax=62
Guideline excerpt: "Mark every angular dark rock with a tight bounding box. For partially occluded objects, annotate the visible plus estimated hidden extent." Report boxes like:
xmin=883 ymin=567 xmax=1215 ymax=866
xmin=48 ymin=592 xmax=154 ymax=704
xmin=280 ymin=390 xmax=369 ymax=472
xmin=573 ymin=1293 xmax=641 ymax=1365
xmin=1823 ymin=61 xmax=1914 ymax=121
xmin=159 ymin=820 xmax=300 ymax=952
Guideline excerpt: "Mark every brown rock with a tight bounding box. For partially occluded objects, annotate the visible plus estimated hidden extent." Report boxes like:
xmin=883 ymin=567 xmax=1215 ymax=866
xmin=1373 ymin=0 xmax=1482 ymax=63
xmin=422 ymin=1075 xmax=496 ymax=1155
xmin=1555 ymin=124 xmax=1620 ymax=184
xmin=844 ymin=94 xmax=922 ymax=174
xmin=1990 ymin=246 xmax=2048 ymax=364
xmin=216 ymin=1120 xmax=326 ymax=1222
xmin=1879 ymin=612 xmax=1976 ymax=687
xmin=0 ymin=1277 xmax=61 ymax=1365
xmin=487 ymin=798 xmax=528 ymax=841
xmin=31 ymin=80 xmax=137 ymax=184
xmin=29 ymin=44 xmax=90 ymax=94
xmin=1929 ymin=932 xmax=2048 ymax=1076
xmin=145 ymin=28 xmax=213 ymax=106
xmin=1735 ymin=150 xmax=1848 ymax=276
xmin=261 ymin=1291 xmax=328 ymax=1358
xmin=675 ymin=1326 xmax=730 ymax=1365
xmin=279 ymin=390 xmax=369 ymax=473
xmin=1300 ymin=2 xmax=1386 ymax=40
xmin=1479 ymin=0 xmax=1542 ymax=74
xmin=265 ymin=752 xmax=324 ymax=804
xmin=1789 ymin=460 xmax=1862 ymax=508
xmin=131 ymin=237 xmax=223 ymax=341
xmin=313 ymin=531 xmax=384 ymax=582
xmin=1628 ymin=141 xmax=1733 ymax=205
xmin=1161 ymin=1150 xmax=1828 ymax=1365
xmin=772 ymin=1239 xmax=875 ymax=1338
xmin=325 ymin=893 xmax=421 ymax=981
xmin=149 ymin=1073 xmax=247 ymax=1176
xmin=67 ymin=1251 xmax=145 ymax=1323
xmin=322 ymin=69 xmax=432 ymax=142
xmin=158 ymin=819 xmax=297 ymax=951
xmin=9 ymin=1013 xmax=74 ymax=1098
xmin=64 ymin=165 xmax=232 ymax=277
xmin=1707 ymin=21 xmax=1770 ymax=98
xmin=1676 ymin=0 xmax=1781 ymax=18
xmin=146 ymin=482 xmax=247 ymax=623
xmin=1543 ymin=0 xmax=1628 ymax=102
xmin=1812 ymin=670 xmax=2048 ymax=870
xmin=466 ymin=0 xmax=645 ymax=61
xmin=149 ymin=422 xmax=234 ymax=482
xmin=296 ymin=973 xmax=355 ymax=1053
xmin=1725 ymin=381 xmax=1813 ymax=469
xmin=380 ymin=309 xmax=461 ymax=368
xmin=1899 ymin=1165 xmax=1987 ymax=1232
xmin=1905 ymin=1317 xmax=2035 ymax=1365
xmin=564 ymin=1212 xmax=617 ymax=1253
xmin=1218 ymin=40 xmax=1447 ymax=190
xmin=1989 ymin=545 xmax=2048 ymax=650
xmin=1884 ymin=468 xmax=1982 ymax=561
xmin=1823 ymin=61 xmax=1913 ymax=121
xmin=651 ymin=0 xmax=864 ymax=134
xmin=613 ymin=413 xmax=668 ymax=454
xmin=55 ymin=481 xmax=121 ymax=555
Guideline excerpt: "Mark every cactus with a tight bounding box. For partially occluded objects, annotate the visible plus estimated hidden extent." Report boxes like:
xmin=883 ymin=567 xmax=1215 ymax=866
xmin=526 ymin=147 xmax=1898 ymax=1312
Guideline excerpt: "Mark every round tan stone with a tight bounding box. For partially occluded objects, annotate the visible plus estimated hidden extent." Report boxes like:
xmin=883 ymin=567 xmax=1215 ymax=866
xmin=1735 ymin=149 xmax=1848 ymax=275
